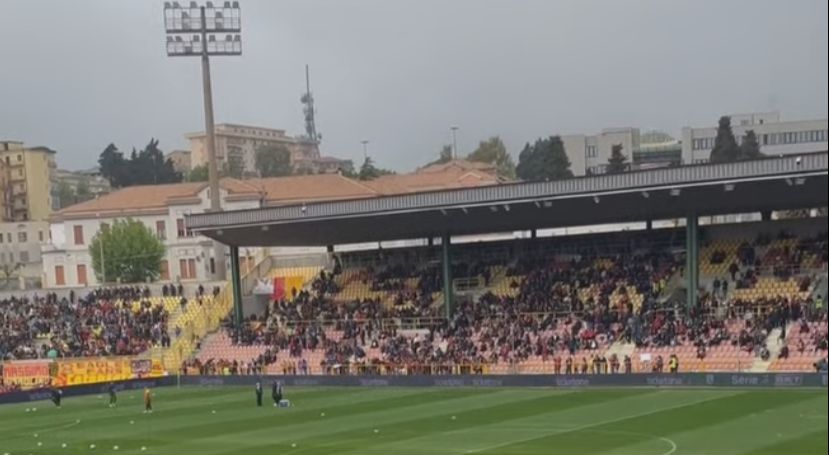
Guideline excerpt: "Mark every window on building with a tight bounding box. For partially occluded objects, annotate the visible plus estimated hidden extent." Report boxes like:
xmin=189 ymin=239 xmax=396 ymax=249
xmin=210 ymin=257 xmax=215 ymax=274
xmin=156 ymin=220 xmax=167 ymax=240
xmin=0 ymin=234 xmax=4 ymax=244
xmin=762 ymin=134 xmax=768 ymax=145
xmin=77 ymin=264 xmax=88 ymax=286
xmin=55 ymin=265 xmax=65 ymax=286
xmin=38 ymin=231 xmax=44 ymax=242
xmin=0 ymin=252 xmax=5 ymax=263
xmin=20 ymin=251 xmax=29 ymax=263
xmin=6 ymin=233 xmax=11 ymax=243
xmin=18 ymin=232 xmax=27 ymax=243
xmin=16 ymin=154 xmax=22 ymax=162
xmin=179 ymin=258 xmax=197 ymax=279
xmin=586 ymin=145 xmax=598 ymax=158
xmin=73 ymin=225 xmax=84 ymax=245
xmin=100 ymin=222 xmax=109 ymax=231
xmin=177 ymin=219 xmax=187 ymax=238
xmin=160 ymin=260 xmax=170 ymax=281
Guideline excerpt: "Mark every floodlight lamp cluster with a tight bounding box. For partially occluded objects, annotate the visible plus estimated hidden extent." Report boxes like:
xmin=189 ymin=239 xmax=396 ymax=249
xmin=164 ymin=1 xmax=242 ymax=56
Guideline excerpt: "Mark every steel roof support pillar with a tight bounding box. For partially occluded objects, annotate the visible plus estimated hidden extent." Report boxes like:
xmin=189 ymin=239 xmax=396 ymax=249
xmin=441 ymin=234 xmax=453 ymax=319
xmin=685 ymin=213 xmax=699 ymax=312
xmin=229 ymin=245 xmax=244 ymax=337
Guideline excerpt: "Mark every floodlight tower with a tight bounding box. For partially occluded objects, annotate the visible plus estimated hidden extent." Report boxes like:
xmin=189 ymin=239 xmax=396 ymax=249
xmin=163 ymin=1 xmax=241 ymax=279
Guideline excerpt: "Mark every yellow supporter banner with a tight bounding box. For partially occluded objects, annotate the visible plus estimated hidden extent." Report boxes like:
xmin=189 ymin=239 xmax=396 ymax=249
xmin=151 ymin=359 xmax=164 ymax=377
xmin=1 ymin=360 xmax=52 ymax=389
xmin=53 ymin=358 xmax=134 ymax=387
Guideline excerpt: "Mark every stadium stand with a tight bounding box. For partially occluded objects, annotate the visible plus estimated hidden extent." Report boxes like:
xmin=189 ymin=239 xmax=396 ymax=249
xmin=187 ymin=218 xmax=826 ymax=375
xmin=2 ymin=216 xmax=825 ymax=381
xmin=1 ymin=287 xmax=169 ymax=361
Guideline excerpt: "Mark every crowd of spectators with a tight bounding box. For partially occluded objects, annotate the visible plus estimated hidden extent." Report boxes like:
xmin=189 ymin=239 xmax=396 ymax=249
xmin=176 ymin=227 xmax=827 ymax=377
xmin=212 ymin=247 xmax=702 ymax=372
xmin=1 ymin=286 xmax=170 ymax=361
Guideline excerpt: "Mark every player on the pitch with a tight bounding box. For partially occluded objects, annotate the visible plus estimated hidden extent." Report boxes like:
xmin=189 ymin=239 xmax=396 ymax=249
xmin=255 ymin=380 xmax=263 ymax=407
xmin=51 ymin=387 xmax=62 ymax=408
xmin=272 ymin=381 xmax=283 ymax=407
xmin=143 ymin=387 xmax=153 ymax=413
xmin=108 ymin=382 xmax=118 ymax=408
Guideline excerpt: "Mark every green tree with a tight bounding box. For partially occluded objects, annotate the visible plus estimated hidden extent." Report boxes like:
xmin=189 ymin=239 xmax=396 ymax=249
xmin=89 ymin=219 xmax=165 ymax=284
xmin=255 ymin=145 xmax=293 ymax=178
xmin=740 ymin=130 xmax=763 ymax=161
xmin=186 ymin=164 xmax=210 ymax=182
xmin=134 ymin=139 xmax=181 ymax=184
xmin=357 ymin=156 xmax=394 ymax=180
xmin=97 ymin=139 xmax=182 ymax=187
xmin=606 ymin=143 xmax=628 ymax=174
xmin=515 ymin=136 xmax=573 ymax=181
xmin=338 ymin=160 xmax=356 ymax=177
xmin=0 ymin=263 xmax=22 ymax=290
xmin=98 ymin=143 xmax=128 ymax=188
xmin=223 ymin=156 xmax=245 ymax=179
xmin=709 ymin=116 xmax=740 ymax=163
xmin=425 ymin=145 xmax=453 ymax=167
xmin=467 ymin=136 xmax=516 ymax=179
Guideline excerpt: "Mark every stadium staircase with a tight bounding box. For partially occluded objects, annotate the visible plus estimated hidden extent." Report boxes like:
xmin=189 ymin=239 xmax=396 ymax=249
xmin=190 ymin=262 xmax=327 ymax=369
xmin=605 ymin=341 xmax=636 ymax=362
xmin=149 ymin=251 xmax=281 ymax=372
xmin=749 ymin=326 xmax=785 ymax=372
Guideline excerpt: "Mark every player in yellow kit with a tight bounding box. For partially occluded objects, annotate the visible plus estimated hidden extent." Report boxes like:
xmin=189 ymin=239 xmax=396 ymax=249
xmin=143 ymin=387 xmax=153 ymax=413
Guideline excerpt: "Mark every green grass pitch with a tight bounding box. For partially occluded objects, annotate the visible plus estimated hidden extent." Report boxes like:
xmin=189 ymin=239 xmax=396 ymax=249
xmin=1 ymin=387 xmax=826 ymax=454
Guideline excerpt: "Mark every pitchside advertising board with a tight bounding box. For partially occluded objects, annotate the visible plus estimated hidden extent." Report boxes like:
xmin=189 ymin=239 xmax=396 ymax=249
xmin=187 ymin=373 xmax=829 ymax=389
xmin=1 ymin=360 xmax=52 ymax=389
xmin=1 ymin=358 xmax=165 ymax=389
xmin=1 ymin=373 xmax=827 ymax=405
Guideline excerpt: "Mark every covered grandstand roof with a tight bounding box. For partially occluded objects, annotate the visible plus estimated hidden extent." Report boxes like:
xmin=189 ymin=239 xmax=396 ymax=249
xmin=187 ymin=152 xmax=829 ymax=247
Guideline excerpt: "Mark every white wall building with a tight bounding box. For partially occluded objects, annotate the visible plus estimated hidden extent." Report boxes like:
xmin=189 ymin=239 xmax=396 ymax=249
xmin=0 ymin=220 xmax=50 ymax=288
xmin=562 ymin=127 xmax=642 ymax=176
xmin=40 ymin=167 xmax=501 ymax=289
xmin=41 ymin=180 xmax=263 ymax=288
xmin=681 ymin=112 xmax=828 ymax=164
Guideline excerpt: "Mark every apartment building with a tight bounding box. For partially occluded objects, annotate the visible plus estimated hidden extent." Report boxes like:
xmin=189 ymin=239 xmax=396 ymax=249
xmin=1 ymin=141 xmax=57 ymax=222
xmin=185 ymin=123 xmax=351 ymax=175
xmin=0 ymin=221 xmax=50 ymax=289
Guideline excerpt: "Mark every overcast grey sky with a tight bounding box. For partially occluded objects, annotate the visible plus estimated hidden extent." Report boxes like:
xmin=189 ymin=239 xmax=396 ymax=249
xmin=1 ymin=0 xmax=827 ymax=171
